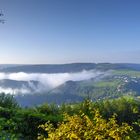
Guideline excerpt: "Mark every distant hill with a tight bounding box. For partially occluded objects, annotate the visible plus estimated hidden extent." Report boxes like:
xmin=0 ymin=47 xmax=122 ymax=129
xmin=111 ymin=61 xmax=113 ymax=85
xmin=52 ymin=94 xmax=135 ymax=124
xmin=0 ymin=63 xmax=96 ymax=73
xmin=15 ymin=69 xmax=140 ymax=107
xmin=0 ymin=63 xmax=140 ymax=106
xmin=0 ymin=79 xmax=39 ymax=89
xmin=0 ymin=63 xmax=140 ymax=73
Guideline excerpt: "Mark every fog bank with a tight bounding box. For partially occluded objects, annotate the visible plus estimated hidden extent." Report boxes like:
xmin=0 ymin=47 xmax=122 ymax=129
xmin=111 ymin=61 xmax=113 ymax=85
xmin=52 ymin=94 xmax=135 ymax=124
xmin=0 ymin=70 xmax=106 ymax=94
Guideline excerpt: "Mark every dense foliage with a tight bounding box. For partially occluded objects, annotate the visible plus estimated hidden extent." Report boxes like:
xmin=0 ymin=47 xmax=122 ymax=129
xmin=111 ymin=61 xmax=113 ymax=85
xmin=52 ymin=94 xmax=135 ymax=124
xmin=0 ymin=93 xmax=140 ymax=139
xmin=38 ymin=110 xmax=136 ymax=140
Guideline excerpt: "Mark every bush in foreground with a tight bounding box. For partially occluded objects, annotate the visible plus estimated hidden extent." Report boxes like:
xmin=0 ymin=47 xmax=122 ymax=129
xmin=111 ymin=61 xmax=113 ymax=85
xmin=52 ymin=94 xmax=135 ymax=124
xmin=38 ymin=110 xmax=138 ymax=140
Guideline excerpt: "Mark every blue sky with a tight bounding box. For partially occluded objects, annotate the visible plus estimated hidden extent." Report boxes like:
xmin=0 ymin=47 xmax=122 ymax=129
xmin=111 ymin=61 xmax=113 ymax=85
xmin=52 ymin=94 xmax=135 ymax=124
xmin=0 ymin=0 xmax=140 ymax=64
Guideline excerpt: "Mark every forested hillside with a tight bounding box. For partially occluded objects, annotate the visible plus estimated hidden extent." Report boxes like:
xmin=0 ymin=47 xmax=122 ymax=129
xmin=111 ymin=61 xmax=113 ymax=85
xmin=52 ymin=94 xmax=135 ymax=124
xmin=1 ymin=63 xmax=140 ymax=73
xmin=1 ymin=63 xmax=140 ymax=107
xmin=14 ymin=69 xmax=140 ymax=107
xmin=0 ymin=93 xmax=140 ymax=139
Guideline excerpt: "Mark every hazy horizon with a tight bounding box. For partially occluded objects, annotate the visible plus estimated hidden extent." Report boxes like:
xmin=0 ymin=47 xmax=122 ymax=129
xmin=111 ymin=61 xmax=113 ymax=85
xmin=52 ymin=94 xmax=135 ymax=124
xmin=0 ymin=62 xmax=140 ymax=65
xmin=0 ymin=0 xmax=140 ymax=64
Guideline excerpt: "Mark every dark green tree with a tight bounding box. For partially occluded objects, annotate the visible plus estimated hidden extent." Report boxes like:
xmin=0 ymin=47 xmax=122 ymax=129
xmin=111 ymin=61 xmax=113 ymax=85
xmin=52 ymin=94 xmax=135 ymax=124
xmin=0 ymin=93 xmax=19 ymax=108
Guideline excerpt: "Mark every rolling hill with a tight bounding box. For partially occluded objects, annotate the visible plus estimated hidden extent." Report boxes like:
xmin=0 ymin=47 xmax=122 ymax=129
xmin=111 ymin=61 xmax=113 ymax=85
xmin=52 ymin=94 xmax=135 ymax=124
xmin=0 ymin=63 xmax=140 ymax=106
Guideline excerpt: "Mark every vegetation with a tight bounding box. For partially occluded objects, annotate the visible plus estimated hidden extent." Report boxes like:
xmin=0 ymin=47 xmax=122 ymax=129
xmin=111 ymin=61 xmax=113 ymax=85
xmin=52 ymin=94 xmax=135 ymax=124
xmin=113 ymin=70 xmax=140 ymax=78
xmin=38 ymin=110 xmax=135 ymax=140
xmin=0 ymin=93 xmax=140 ymax=139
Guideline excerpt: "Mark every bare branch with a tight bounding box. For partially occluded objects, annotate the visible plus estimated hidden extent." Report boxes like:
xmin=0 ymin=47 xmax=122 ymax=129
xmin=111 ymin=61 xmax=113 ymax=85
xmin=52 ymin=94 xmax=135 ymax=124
xmin=0 ymin=10 xmax=4 ymax=24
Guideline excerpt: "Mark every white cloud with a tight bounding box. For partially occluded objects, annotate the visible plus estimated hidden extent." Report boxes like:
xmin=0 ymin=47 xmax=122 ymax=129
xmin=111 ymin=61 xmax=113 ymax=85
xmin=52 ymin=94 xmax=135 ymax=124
xmin=0 ymin=70 xmax=105 ymax=94
xmin=0 ymin=87 xmax=30 ymax=95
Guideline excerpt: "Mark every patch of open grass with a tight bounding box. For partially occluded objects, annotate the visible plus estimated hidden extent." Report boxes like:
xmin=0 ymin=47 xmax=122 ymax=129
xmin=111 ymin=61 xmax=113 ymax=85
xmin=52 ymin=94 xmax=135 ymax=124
xmin=95 ymin=80 xmax=121 ymax=88
xmin=113 ymin=70 xmax=140 ymax=77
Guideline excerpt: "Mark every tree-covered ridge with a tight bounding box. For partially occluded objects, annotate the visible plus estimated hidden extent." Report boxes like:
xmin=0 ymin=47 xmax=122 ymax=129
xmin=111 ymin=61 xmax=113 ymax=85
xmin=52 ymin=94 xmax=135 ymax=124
xmin=1 ymin=65 xmax=140 ymax=107
xmin=42 ymin=70 xmax=140 ymax=104
xmin=13 ymin=69 xmax=140 ymax=107
xmin=1 ymin=63 xmax=140 ymax=73
xmin=0 ymin=94 xmax=140 ymax=139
